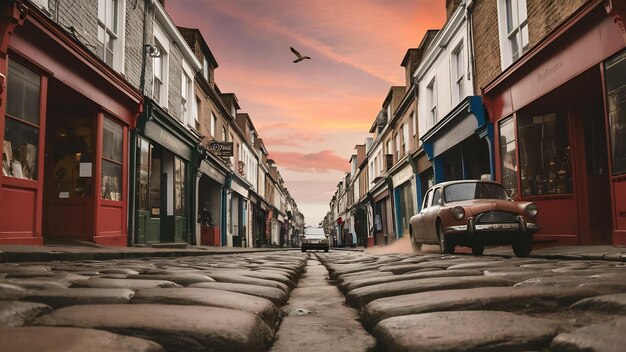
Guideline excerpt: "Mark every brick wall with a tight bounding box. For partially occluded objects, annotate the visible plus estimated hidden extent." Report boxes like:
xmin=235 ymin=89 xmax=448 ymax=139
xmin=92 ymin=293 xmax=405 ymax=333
xmin=124 ymin=1 xmax=146 ymax=89
xmin=168 ymin=42 xmax=183 ymax=121
xmin=472 ymin=0 xmax=587 ymax=92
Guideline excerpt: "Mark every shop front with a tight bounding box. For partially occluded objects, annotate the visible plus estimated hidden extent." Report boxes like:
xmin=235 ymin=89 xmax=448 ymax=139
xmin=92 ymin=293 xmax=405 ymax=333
xmin=371 ymin=187 xmax=393 ymax=245
xmin=391 ymin=162 xmax=416 ymax=238
xmin=227 ymin=173 xmax=250 ymax=247
xmin=197 ymin=150 xmax=227 ymax=246
xmin=133 ymin=99 xmax=197 ymax=245
xmin=422 ymin=96 xmax=493 ymax=184
xmin=0 ymin=5 xmax=141 ymax=245
xmin=484 ymin=1 xmax=626 ymax=245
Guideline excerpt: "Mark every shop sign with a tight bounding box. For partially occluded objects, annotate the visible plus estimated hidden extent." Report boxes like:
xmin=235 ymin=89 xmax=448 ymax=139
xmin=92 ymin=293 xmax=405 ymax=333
xmin=210 ymin=141 xmax=234 ymax=157
xmin=391 ymin=163 xmax=413 ymax=187
xmin=200 ymin=161 xmax=226 ymax=184
xmin=230 ymin=178 xmax=248 ymax=197
xmin=145 ymin=121 xmax=191 ymax=160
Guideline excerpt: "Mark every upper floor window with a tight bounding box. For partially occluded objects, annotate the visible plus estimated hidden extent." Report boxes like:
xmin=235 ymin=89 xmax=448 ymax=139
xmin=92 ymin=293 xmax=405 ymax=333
xmin=498 ymin=0 xmax=528 ymax=68
xmin=211 ymin=112 xmax=217 ymax=138
xmin=181 ymin=71 xmax=192 ymax=124
xmin=152 ymin=26 xmax=168 ymax=107
xmin=222 ymin=127 xmax=227 ymax=141
xmin=203 ymin=57 xmax=209 ymax=81
xmin=402 ymin=123 xmax=409 ymax=155
xmin=452 ymin=43 xmax=465 ymax=104
xmin=427 ymin=78 xmax=437 ymax=126
xmin=411 ymin=111 xmax=416 ymax=136
xmin=97 ymin=0 xmax=123 ymax=70
xmin=395 ymin=133 xmax=401 ymax=160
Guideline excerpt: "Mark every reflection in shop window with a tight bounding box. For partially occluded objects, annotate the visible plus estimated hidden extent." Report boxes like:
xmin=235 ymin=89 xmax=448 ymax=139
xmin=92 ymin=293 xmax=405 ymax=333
xmin=499 ymin=116 xmax=518 ymax=198
xmin=3 ymin=60 xmax=40 ymax=180
xmin=138 ymin=138 xmax=150 ymax=210
xmin=606 ymin=50 xmax=626 ymax=175
xmin=518 ymin=113 xmax=571 ymax=196
xmin=101 ymin=118 xmax=123 ymax=200
xmin=174 ymin=157 xmax=185 ymax=216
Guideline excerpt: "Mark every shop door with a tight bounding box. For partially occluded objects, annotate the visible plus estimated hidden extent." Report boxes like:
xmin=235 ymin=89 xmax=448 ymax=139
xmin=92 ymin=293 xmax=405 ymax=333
xmin=582 ymin=99 xmax=612 ymax=244
xmin=160 ymin=151 xmax=175 ymax=242
xmin=42 ymin=85 xmax=95 ymax=242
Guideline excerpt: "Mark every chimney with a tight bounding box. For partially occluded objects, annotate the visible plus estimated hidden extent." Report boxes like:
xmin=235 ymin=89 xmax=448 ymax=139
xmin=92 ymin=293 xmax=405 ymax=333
xmin=446 ymin=0 xmax=461 ymax=20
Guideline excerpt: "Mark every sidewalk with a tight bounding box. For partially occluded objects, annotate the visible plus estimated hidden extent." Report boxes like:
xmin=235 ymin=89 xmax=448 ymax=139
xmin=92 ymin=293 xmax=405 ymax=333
xmin=0 ymin=242 xmax=297 ymax=263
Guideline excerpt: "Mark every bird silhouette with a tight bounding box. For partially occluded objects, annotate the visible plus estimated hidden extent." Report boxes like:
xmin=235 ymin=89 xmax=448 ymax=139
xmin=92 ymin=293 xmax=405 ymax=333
xmin=290 ymin=46 xmax=311 ymax=63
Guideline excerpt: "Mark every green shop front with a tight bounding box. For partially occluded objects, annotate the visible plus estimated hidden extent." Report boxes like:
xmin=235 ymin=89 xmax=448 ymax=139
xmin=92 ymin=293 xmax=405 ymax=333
xmin=131 ymin=99 xmax=198 ymax=245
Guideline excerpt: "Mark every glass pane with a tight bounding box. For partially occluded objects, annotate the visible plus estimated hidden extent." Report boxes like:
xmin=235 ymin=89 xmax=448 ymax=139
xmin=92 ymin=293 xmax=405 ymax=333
xmin=606 ymin=50 xmax=626 ymax=175
xmin=105 ymin=0 xmax=114 ymax=29
xmin=505 ymin=0 xmax=515 ymax=32
xmin=98 ymin=0 xmax=105 ymax=22
xmin=111 ymin=0 xmax=118 ymax=33
xmin=153 ymin=55 xmax=162 ymax=80
xmin=499 ymin=116 xmax=518 ymax=198
xmin=106 ymin=33 xmax=114 ymax=66
xmin=97 ymin=25 xmax=105 ymax=59
xmin=103 ymin=117 xmax=123 ymax=162
xmin=149 ymin=154 xmax=161 ymax=216
xmin=432 ymin=189 xmax=441 ymax=206
xmin=3 ymin=118 xmax=38 ymax=180
xmin=7 ymin=60 xmax=41 ymax=125
xmin=518 ymin=0 xmax=528 ymax=22
xmin=138 ymin=138 xmax=150 ymax=210
xmin=174 ymin=158 xmax=185 ymax=216
xmin=518 ymin=113 xmax=572 ymax=195
xmin=521 ymin=24 xmax=529 ymax=50
xmin=101 ymin=159 xmax=122 ymax=200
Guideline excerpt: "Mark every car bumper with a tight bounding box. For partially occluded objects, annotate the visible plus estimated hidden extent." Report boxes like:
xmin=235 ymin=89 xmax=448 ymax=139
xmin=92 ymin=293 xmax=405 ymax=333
xmin=446 ymin=217 xmax=538 ymax=234
xmin=301 ymin=244 xmax=329 ymax=251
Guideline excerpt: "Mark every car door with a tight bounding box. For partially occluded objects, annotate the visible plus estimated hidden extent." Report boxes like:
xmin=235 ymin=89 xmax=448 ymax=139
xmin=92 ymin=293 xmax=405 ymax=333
xmin=423 ymin=187 xmax=443 ymax=243
xmin=414 ymin=189 xmax=432 ymax=241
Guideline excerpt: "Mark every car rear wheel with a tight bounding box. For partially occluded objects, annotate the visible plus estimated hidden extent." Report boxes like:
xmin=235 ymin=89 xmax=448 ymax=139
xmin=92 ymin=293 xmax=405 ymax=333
xmin=438 ymin=223 xmax=454 ymax=254
xmin=409 ymin=226 xmax=422 ymax=252
xmin=512 ymin=235 xmax=533 ymax=258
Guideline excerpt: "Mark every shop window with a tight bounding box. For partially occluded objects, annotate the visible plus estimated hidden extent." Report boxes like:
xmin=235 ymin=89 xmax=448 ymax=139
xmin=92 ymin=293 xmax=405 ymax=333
xmin=606 ymin=50 xmax=626 ymax=175
xmin=3 ymin=60 xmax=41 ymax=180
xmin=101 ymin=117 xmax=123 ymax=201
xmin=499 ymin=116 xmax=518 ymax=198
xmin=174 ymin=157 xmax=185 ymax=216
xmin=518 ymin=113 xmax=571 ymax=196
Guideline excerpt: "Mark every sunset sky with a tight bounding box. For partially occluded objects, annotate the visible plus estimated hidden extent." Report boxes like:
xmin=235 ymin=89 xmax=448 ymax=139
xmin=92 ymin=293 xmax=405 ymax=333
xmin=166 ymin=0 xmax=446 ymax=226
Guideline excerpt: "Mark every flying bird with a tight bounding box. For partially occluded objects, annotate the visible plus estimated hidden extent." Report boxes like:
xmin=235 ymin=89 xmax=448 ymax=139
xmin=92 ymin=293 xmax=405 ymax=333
xmin=290 ymin=46 xmax=311 ymax=63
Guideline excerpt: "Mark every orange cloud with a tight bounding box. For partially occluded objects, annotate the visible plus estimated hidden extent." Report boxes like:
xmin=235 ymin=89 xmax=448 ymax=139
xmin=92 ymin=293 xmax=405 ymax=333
xmin=269 ymin=150 xmax=349 ymax=173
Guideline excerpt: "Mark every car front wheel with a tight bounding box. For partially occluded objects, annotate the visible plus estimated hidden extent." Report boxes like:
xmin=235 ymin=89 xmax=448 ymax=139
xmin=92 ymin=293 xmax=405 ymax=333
xmin=472 ymin=241 xmax=484 ymax=256
xmin=438 ymin=224 xmax=455 ymax=254
xmin=512 ymin=235 xmax=533 ymax=258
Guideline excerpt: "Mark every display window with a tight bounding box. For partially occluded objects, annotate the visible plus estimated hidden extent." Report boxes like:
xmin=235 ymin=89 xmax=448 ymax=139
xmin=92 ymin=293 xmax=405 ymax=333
xmin=101 ymin=117 xmax=123 ymax=201
xmin=138 ymin=137 xmax=150 ymax=210
xmin=606 ymin=50 xmax=626 ymax=176
xmin=3 ymin=60 xmax=41 ymax=180
xmin=174 ymin=157 xmax=185 ymax=216
xmin=499 ymin=116 xmax=518 ymax=198
xmin=518 ymin=112 xmax=572 ymax=196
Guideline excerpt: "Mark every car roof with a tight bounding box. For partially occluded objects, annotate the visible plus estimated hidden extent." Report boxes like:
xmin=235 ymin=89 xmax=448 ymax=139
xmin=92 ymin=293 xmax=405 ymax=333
xmin=430 ymin=180 xmax=502 ymax=189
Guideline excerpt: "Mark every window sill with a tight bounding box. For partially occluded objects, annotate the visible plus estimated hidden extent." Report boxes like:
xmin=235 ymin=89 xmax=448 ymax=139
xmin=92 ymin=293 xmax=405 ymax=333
xmin=2 ymin=176 xmax=38 ymax=189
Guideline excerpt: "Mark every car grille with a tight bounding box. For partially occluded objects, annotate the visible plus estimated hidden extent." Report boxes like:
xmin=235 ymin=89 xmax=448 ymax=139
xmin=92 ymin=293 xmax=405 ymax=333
xmin=475 ymin=211 xmax=518 ymax=223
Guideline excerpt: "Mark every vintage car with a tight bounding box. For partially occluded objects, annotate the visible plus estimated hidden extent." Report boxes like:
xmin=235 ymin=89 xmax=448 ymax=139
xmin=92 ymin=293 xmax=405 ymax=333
xmin=409 ymin=180 xmax=538 ymax=257
xmin=301 ymin=227 xmax=330 ymax=252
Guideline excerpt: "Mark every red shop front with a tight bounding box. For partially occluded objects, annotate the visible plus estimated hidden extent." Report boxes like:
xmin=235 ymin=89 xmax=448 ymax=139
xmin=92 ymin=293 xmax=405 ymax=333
xmin=0 ymin=4 xmax=141 ymax=245
xmin=484 ymin=0 xmax=626 ymax=246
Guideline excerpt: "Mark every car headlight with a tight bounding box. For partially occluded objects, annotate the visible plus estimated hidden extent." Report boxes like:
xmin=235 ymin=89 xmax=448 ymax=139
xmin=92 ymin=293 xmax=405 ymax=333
xmin=452 ymin=206 xmax=465 ymax=220
xmin=525 ymin=203 xmax=538 ymax=217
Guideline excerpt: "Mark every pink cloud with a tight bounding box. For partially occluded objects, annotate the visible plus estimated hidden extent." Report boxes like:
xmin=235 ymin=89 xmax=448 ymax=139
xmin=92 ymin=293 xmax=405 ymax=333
xmin=269 ymin=150 xmax=349 ymax=173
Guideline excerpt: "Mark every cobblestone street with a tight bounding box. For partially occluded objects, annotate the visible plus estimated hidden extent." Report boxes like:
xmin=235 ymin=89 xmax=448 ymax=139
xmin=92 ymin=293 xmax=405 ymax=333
xmin=1 ymin=249 xmax=625 ymax=351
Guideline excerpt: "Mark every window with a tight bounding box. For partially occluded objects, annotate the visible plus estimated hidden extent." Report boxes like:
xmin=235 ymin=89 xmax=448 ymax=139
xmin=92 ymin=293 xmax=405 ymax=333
xmin=499 ymin=116 xmax=518 ymax=198
xmin=222 ymin=127 xmax=227 ymax=141
xmin=174 ymin=157 xmax=185 ymax=216
xmin=386 ymin=139 xmax=393 ymax=158
xmin=395 ymin=133 xmax=401 ymax=160
xmin=181 ymin=71 xmax=191 ymax=124
xmin=97 ymin=0 xmax=119 ymax=67
xmin=203 ymin=57 xmax=209 ymax=81
xmin=194 ymin=97 xmax=200 ymax=129
xmin=606 ymin=50 xmax=626 ymax=176
xmin=498 ymin=0 xmax=528 ymax=68
xmin=152 ymin=43 xmax=164 ymax=104
xmin=422 ymin=189 xmax=432 ymax=210
xmin=411 ymin=111 xmax=416 ymax=136
xmin=427 ymin=78 xmax=437 ymax=126
xmin=3 ymin=60 xmax=41 ymax=180
xmin=518 ymin=113 xmax=571 ymax=196
xmin=452 ymin=43 xmax=465 ymax=103
xmin=431 ymin=188 xmax=442 ymax=206
xmin=138 ymin=137 xmax=150 ymax=211
xmin=402 ymin=123 xmax=409 ymax=155
xmin=101 ymin=117 xmax=123 ymax=201
xmin=211 ymin=112 xmax=217 ymax=138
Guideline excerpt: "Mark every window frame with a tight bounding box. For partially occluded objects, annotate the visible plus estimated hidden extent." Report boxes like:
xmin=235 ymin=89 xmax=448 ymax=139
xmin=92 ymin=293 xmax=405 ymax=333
xmin=96 ymin=0 xmax=126 ymax=72
xmin=427 ymin=78 xmax=437 ymax=127
xmin=497 ymin=0 xmax=529 ymax=69
xmin=152 ymin=25 xmax=169 ymax=107
xmin=452 ymin=42 xmax=465 ymax=104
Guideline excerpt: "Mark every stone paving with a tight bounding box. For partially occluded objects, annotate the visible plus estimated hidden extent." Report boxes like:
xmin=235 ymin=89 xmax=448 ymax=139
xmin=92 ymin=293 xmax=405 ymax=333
xmin=0 ymin=252 xmax=307 ymax=352
xmin=318 ymin=251 xmax=626 ymax=351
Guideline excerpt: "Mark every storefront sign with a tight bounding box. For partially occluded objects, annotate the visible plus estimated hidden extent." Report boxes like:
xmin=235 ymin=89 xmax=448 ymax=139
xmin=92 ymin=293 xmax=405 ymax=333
xmin=210 ymin=141 xmax=234 ymax=157
xmin=391 ymin=163 xmax=414 ymax=187
xmin=199 ymin=161 xmax=226 ymax=184
xmin=144 ymin=121 xmax=191 ymax=160
xmin=230 ymin=178 xmax=248 ymax=197
xmin=431 ymin=112 xmax=475 ymax=158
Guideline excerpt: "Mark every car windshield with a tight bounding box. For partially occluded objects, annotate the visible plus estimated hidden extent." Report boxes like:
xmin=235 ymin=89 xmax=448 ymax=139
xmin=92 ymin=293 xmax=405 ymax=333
xmin=304 ymin=228 xmax=326 ymax=239
xmin=444 ymin=182 xmax=508 ymax=203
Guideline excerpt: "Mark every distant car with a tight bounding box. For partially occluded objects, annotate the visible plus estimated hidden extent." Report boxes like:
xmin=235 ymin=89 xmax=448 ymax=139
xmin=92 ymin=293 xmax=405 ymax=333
xmin=409 ymin=180 xmax=538 ymax=257
xmin=301 ymin=227 xmax=330 ymax=252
